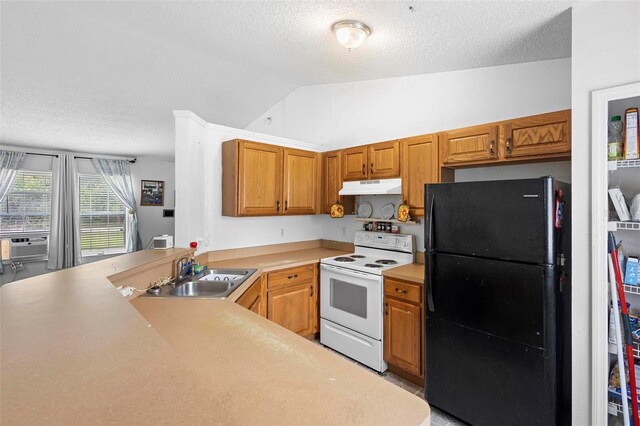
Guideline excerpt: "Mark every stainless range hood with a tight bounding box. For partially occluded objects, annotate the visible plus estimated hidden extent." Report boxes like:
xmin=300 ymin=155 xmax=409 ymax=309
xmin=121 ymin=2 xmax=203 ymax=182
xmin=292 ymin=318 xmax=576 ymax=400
xmin=338 ymin=178 xmax=402 ymax=196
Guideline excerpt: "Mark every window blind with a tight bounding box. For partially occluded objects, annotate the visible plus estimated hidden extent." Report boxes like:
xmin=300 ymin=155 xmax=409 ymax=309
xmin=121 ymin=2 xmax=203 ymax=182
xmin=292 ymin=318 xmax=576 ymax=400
xmin=0 ymin=170 xmax=52 ymax=234
xmin=78 ymin=174 xmax=127 ymax=255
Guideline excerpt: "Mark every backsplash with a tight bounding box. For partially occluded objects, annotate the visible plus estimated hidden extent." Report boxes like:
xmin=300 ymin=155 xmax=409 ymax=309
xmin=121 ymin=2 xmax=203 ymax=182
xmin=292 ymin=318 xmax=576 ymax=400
xmin=320 ymin=195 xmax=425 ymax=252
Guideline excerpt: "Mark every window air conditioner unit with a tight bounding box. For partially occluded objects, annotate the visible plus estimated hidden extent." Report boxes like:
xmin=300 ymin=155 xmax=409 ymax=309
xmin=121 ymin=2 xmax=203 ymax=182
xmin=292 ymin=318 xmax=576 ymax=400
xmin=9 ymin=236 xmax=49 ymax=260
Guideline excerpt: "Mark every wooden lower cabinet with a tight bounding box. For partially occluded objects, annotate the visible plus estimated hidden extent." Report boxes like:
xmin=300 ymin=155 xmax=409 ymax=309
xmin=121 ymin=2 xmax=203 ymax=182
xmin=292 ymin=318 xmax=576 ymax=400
xmin=383 ymin=277 xmax=423 ymax=381
xmin=266 ymin=264 xmax=318 ymax=337
xmin=235 ymin=277 xmax=265 ymax=317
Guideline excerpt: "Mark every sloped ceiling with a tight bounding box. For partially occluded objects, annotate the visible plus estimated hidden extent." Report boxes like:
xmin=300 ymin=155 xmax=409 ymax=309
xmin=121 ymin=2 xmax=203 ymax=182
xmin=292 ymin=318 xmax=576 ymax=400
xmin=1 ymin=1 xmax=572 ymax=159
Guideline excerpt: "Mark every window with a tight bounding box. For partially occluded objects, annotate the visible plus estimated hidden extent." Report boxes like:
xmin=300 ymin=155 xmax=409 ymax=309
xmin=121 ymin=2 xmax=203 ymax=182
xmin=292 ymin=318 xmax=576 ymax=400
xmin=78 ymin=174 xmax=127 ymax=256
xmin=0 ymin=170 xmax=52 ymax=234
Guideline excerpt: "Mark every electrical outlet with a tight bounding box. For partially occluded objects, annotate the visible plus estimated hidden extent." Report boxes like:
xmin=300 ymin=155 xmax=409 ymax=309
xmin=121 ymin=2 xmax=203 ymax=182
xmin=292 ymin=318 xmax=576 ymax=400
xmin=280 ymin=228 xmax=285 ymax=237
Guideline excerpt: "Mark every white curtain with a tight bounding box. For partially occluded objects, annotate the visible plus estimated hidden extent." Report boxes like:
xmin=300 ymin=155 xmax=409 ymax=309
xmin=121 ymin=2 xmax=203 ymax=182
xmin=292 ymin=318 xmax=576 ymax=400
xmin=0 ymin=150 xmax=26 ymax=274
xmin=91 ymin=158 xmax=141 ymax=252
xmin=0 ymin=150 xmax=25 ymax=204
xmin=48 ymin=153 xmax=82 ymax=269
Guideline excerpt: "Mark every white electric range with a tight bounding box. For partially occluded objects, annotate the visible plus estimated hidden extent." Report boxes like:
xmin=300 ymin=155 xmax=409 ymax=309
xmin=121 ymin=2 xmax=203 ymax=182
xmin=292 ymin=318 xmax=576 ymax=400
xmin=320 ymin=231 xmax=415 ymax=372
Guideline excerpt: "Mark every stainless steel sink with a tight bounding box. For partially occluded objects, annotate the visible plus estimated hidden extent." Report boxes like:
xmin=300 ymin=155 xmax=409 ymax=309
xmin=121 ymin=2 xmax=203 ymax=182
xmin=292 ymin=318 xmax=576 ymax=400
xmin=142 ymin=268 xmax=257 ymax=299
xmin=199 ymin=269 xmax=252 ymax=282
xmin=169 ymin=280 xmax=235 ymax=297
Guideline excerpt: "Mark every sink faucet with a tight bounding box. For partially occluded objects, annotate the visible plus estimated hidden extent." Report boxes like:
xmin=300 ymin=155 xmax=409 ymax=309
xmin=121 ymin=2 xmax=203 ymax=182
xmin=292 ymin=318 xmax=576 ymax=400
xmin=175 ymin=256 xmax=190 ymax=282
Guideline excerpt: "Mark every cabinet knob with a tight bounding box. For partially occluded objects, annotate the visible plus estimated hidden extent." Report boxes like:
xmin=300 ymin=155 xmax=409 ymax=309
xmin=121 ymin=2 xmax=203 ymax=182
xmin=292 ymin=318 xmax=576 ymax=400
xmin=370 ymin=162 xmax=374 ymax=174
xmin=310 ymin=285 xmax=314 ymax=297
xmin=285 ymin=200 xmax=288 ymax=212
xmin=287 ymin=274 xmax=298 ymax=279
xmin=384 ymin=303 xmax=388 ymax=315
xmin=489 ymin=140 xmax=496 ymax=157
xmin=362 ymin=164 xmax=365 ymax=175
xmin=276 ymin=200 xmax=280 ymax=211
xmin=505 ymin=137 xmax=513 ymax=155
xmin=395 ymin=288 xmax=408 ymax=294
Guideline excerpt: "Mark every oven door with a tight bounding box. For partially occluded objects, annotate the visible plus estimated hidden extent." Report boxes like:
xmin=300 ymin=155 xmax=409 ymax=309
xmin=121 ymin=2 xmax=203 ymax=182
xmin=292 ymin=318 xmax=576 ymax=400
xmin=320 ymin=264 xmax=383 ymax=340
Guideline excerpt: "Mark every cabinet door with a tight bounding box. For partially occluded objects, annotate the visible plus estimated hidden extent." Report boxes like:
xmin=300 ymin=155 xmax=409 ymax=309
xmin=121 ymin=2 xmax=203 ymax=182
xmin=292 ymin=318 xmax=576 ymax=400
xmin=440 ymin=124 xmax=498 ymax=165
xmin=282 ymin=148 xmax=318 ymax=215
xmin=267 ymin=281 xmax=316 ymax=337
xmin=384 ymin=298 xmax=422 ymax=377
xmin=369 ymin=140 xmax=400 ymax=179
xmin=322 ymin=151 xmax=354 ymax=214
xmin=238 ymin=141 xmax=282 ymax=216
xmin=342 ymin=146 xmax=368 ymax=181
xmin=401 ymin=135 xmax=438 ymax=217
xmin=501 ymin=110 xmax=571 ymax=159
xmin=236 ymin=277 xmax=264 ymax=317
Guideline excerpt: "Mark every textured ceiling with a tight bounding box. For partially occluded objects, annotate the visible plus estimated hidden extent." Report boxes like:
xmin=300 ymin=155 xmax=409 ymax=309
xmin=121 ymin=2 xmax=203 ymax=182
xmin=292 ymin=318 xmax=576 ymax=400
xmin=1 ymin=1 xmax=573 ymax=160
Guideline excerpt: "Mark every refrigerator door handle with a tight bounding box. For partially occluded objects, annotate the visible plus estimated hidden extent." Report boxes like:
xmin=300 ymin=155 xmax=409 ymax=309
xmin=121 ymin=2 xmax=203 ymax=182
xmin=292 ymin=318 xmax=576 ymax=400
xmin=427 ymin=195 xmax=435 ymax=252
xmin=426 ymin=253 xmax=435 ymax=313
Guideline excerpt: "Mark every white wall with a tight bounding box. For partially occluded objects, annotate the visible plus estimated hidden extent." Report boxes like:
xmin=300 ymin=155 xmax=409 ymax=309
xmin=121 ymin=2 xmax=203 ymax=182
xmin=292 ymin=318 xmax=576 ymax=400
xmin=572 ymin=2 xmax=640 ymax=424
xmin=130 ymin=158 xmax=175 ymax=247
xmin=243 ymin=59 xmax=572 ymax=251
xmin=246 ymin=58 xmax=571 ymax=149
xmin=174 ymin=111 xmax=326 ymax=252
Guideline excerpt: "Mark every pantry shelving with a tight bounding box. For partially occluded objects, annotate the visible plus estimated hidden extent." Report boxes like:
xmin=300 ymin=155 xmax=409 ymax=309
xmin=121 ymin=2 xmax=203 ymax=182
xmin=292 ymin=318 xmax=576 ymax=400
xmin=609 ymin=222 xmax=640 ymax=232
xmin=609 ymin=159 xmax=640 ymax=171
xmin=595 ymin=86 xmax=640 ymax=425
xmin=608 ymin=341 xmax=640 ymax=359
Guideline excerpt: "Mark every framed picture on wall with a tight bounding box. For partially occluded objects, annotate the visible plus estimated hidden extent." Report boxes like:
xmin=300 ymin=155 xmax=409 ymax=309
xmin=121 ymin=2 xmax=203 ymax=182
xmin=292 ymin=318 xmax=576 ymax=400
xmin=141 ymin=180 xmax=164 ymax=206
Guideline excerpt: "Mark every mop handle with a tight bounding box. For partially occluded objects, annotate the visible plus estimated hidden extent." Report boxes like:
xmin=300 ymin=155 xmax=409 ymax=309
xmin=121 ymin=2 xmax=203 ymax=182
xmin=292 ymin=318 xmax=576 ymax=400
xmin=610 ymin=254 xmax=631 ymax=426
xmin=610 ymin=232 xmax=640 ymax=426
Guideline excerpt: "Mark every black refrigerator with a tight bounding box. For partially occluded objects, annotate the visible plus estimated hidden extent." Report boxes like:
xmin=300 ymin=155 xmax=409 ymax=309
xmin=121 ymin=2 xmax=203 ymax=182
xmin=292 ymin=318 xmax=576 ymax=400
xmin=424 ymin=177 xmax=571 ymax=426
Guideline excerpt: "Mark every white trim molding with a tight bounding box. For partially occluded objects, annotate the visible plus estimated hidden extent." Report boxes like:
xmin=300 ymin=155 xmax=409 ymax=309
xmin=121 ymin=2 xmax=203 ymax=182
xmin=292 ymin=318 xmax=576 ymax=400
xmin=173 ymin=110 xmax=325 ymax=152
xmin=591 ymin=81 xmax=640 ymax=425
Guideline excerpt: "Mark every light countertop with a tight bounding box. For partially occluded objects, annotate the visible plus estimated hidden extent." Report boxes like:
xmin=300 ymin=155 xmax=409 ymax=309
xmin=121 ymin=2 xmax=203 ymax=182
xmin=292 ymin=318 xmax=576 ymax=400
xmin=1 ymin=247 xmax=430 ymax=425
xmin=383 ymin=263 xmax=425 ymax=284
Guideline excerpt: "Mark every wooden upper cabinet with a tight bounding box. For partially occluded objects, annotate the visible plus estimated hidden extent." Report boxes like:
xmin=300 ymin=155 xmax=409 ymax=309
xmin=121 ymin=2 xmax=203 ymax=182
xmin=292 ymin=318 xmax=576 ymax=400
xmin=342 ymin=146 xmax=368 ymax=181
xmin=222 ymin=139 xmax=320 ymax=217
xmin=283 ymin=148 xmax=318 ymax=215
xmin=440 ymin=124 xmax=498 ymax=166
xmin=222 ymin=140 xmax=282 ymax=216
xmin=322 ymin=150 xmax=354 ymax=214
xmin=401 ymin=134 xmax=438 ymax=217
xmin=368 ymin=140 xmax=400 ymax=179
xmin=500 ymin=110 xmax=571 ymax=159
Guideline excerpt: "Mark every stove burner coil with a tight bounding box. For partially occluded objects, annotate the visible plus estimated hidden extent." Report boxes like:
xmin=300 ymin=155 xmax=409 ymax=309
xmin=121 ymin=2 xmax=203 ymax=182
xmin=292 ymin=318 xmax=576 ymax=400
xmin=375 ymin=259 xmax=398 ymax=265
xmin=334 ymin=257 xmax=356 ymax=262
xmin=363 ymin=263 xmax=384 ymax=268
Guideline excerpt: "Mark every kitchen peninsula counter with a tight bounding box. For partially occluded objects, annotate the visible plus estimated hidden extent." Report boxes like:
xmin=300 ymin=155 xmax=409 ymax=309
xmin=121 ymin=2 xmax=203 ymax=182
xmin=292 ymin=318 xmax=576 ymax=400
xmin=1 ymin=249 xmax=430 ymax=425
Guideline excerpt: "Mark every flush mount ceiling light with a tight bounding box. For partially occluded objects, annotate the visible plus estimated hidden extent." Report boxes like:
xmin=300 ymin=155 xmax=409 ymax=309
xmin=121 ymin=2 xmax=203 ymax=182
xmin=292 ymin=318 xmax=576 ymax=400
xmin=332 ymin=20 xmax=371 ymax=50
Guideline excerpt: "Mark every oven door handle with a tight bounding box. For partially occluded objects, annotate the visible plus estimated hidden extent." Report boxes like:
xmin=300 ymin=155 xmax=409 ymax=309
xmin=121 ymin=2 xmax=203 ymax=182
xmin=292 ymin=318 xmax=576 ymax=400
xmin=320 ymin=264 xmax=380 ymax=281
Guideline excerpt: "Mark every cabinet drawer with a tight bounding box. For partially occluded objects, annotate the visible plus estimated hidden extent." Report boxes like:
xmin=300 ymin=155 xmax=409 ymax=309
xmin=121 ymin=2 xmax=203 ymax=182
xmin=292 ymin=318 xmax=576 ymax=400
xmin=267 ymin=264 xmax=315 ymax=289
xmin=384 ymin=278 xmax=422 ymax=304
